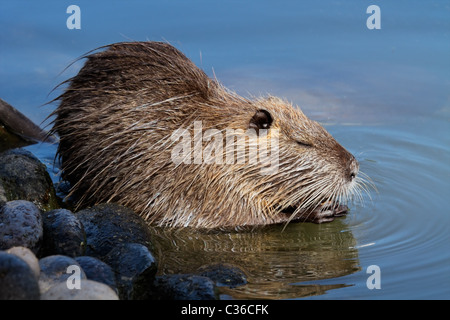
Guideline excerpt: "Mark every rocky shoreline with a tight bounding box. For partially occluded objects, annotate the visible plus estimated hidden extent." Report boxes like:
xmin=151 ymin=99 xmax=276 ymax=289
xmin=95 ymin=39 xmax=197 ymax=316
xmin=0 ymin=148 xmax=247 ymax=300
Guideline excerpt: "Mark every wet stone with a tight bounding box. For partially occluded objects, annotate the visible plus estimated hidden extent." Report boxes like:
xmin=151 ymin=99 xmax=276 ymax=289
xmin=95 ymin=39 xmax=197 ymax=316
xmin=75 ymin=256 xmax=118 ymax=293
xmin=6 ymin=246 xmax=40 ymax=279
xmin=75 ymin=203 xmax=154 ymax=260
xmin=0 ymin=200 xmax=43 ymax=255
xmin=103 ymin=242 xmax=157 ymax=300
xmin=0 ymin=251 xmax=40 ymax=300
xmin=153 ymin=274 xmax=218 ymax=300
xmin=38 ymin=255 xmax=87 ymax=294
xmin=41 ymin=209 xmax=86 ymax=257
xmin=0 ymin=149 xmax=59 ymax=211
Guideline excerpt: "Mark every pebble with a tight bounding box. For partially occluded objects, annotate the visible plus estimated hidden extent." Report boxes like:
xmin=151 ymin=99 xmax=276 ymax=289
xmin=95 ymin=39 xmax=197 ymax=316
xmin=103 ymin=242 xmax=157 ymax=300
xmin=41 ymin=279 xmax=119 ymax=300
xmin=75 ymin=256 xmax=117 ymax=293
xmin=6 ymin=246 xmax=40 ymax=279
xmin=0 ymin=149 xmax=59 ymax=211
xmin=0 ymin=251 xmax=40 ymax=300
xmin=75 ymin=203 xmax=154 ymax=260
xmin=41 ymin=209 xmax=86 ymax=257
xmin=153 ymin=274 xmax=218 ymax=300
xmin=0 ymin=200 xmax=43 ymax=254
xmin=38 ymin=255 xmax=87 ymax=294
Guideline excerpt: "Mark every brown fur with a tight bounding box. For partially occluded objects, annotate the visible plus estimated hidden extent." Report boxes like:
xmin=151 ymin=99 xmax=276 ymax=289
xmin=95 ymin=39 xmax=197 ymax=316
xmin=51 ymin=41 xmax=366 ymax=229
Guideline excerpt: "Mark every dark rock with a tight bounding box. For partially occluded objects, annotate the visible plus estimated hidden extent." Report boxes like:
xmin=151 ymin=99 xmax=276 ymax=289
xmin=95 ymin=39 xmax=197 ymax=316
xmin=75 ymin=203 xmax=154 ymax=260
xmin=0 ymin=251 xmax=40 ymax=300
xmin=54 ymin=180 xmax=71 ymax=199
xmin=41 ymin=209 xmax=86 ymax=257
xmin=0 ymin=149 xmax=59 ymax=211
xmin=103 ymin=242 xmax=157 ymax=300
xmin=0 ymin=98 xmax=54 ymax=148
xmin=197 ymin=263 xmax=247 ymax=288
xmin=38 ymin=255 xmax=87 ymax=294
xmin=0 ymin=200 xmax=43 ymax=254
xmin=0 ymin=125 xmax=32 ymax=152
xmin=153 ymin=274 xmax=218 ymax=300
xmin=75 ymin=256 xmax=117 ymax=293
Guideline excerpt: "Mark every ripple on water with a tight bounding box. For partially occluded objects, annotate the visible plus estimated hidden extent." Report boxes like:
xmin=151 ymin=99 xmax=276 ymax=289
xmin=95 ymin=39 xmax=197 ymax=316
xmin=338 ymin=122 xmax=450 ymax=299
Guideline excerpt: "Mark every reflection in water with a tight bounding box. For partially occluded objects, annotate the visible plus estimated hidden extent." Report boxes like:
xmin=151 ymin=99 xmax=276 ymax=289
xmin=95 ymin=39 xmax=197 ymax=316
xmin=148 ymin=219 xmax=360 ymax=299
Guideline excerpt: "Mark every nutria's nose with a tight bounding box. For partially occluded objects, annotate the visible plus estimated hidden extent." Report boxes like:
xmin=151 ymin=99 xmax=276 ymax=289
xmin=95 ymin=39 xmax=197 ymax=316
xmin=348 ymin=156 xmax=359 ymax=181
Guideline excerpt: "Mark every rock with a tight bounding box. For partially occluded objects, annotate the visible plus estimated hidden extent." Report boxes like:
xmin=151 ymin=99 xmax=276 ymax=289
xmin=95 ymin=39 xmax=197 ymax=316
xmin=41 ymin=279 xmax=119 ymax=300
xmin=54 ymin=180 xmax=71 ymax=198
xmin=38 ymin=255 xmax=87 ymax=294
xmin=0 ymin=98 xmax=54 ymax=151
xmin=0 ymin=149 xmax=59 ymax=211
xmin=41 ymin=209 xmax=86 ymax=257
xmin=0 ymin=251 xmax=40 ymax=300
xmin=6 ymin=246 xmax=40 ymax=279
xmin=103 ymin=242 xmax=157 ymax=300
xmin=153 ymin=274 xmax=218 ymax=300
xmin=0 ymin=200 xmax=43 ymax=254
xmin=196 ymin=263 xmax=247 ymax=288
xmin=0 ymin=125 xmax=31 ymax=152
xmin=75 ymin=256 xmax=117 ymax=293
xmin=75 ymin=203 xmax=154 ymax=260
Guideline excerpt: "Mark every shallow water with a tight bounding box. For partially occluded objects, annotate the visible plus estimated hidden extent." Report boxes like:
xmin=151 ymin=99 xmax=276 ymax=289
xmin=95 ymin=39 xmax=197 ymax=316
xmin=1 ymin=1 xmax=449 ymax=299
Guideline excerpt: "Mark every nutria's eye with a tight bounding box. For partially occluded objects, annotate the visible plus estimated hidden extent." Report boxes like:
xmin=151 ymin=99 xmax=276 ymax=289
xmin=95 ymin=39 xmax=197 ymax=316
xmin=296 ymin=140 xmax=312 ymax=148
xmin=249 ymin=110 xmax=273 ymax=134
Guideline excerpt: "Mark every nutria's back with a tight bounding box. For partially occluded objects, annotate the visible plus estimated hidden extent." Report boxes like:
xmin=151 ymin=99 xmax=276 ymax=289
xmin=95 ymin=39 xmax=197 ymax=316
xmin=52 ymin=41 xmax=364 ymax=229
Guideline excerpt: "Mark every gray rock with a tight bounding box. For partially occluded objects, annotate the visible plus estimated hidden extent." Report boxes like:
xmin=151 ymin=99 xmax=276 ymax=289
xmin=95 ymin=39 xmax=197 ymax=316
xmin=38 ymin=255 xmax=87 ymax=294
xmin=0 ymin=149 xmax=59 ymax=211
xmin=6 ymin=246 xmax=40 ymax=279
xmin=75 ymin=203 xmax=154 ymax=260
xmin=75 ymin=256 xmax=117 ymax=293
xmin=153 ymin=274 xmax=218 ymax=300
xmin=0 ymin=251 xmax=40 ymax=300
xmin=42 ymin=209 xmax=86 ymax=257
xmin=0 ymin=200 xmax=43 ymax=254
xmin=103 ymin=242 xmax=157 ymax=300
xmin=41 ymin=279 xmax=119 ymax=300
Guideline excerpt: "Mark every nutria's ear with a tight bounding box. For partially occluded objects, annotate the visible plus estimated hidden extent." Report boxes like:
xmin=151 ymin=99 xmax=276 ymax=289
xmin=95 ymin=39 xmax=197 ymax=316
xmin=249 ymin=110 xmax=273 ymax=134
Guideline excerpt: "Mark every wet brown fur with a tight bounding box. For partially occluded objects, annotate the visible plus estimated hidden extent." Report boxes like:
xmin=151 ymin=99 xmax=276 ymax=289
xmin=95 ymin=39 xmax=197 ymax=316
xmin=52 ymin=41 xmax=364 ymax=229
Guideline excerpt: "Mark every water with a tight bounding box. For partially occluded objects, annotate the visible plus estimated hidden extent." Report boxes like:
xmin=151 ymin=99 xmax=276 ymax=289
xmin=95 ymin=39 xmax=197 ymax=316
xmin=1 ymin=0 xmax=449 ymax=299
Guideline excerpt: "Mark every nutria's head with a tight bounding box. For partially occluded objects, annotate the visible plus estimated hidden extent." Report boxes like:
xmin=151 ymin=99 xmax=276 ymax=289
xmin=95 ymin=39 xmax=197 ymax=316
xmin=52 ymin=41 xmax=367 ymax=229
xmin=244 ymin=97 xmax=361 ymax=222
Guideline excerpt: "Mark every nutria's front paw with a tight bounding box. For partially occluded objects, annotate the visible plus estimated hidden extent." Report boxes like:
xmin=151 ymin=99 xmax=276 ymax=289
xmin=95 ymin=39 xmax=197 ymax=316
xmin=299 ymin=202 xmax=349 ymax=224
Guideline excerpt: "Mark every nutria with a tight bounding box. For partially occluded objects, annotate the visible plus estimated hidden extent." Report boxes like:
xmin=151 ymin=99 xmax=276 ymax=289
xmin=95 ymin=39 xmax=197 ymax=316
xmin=51 ymin=41 xmax=367 ymax=229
